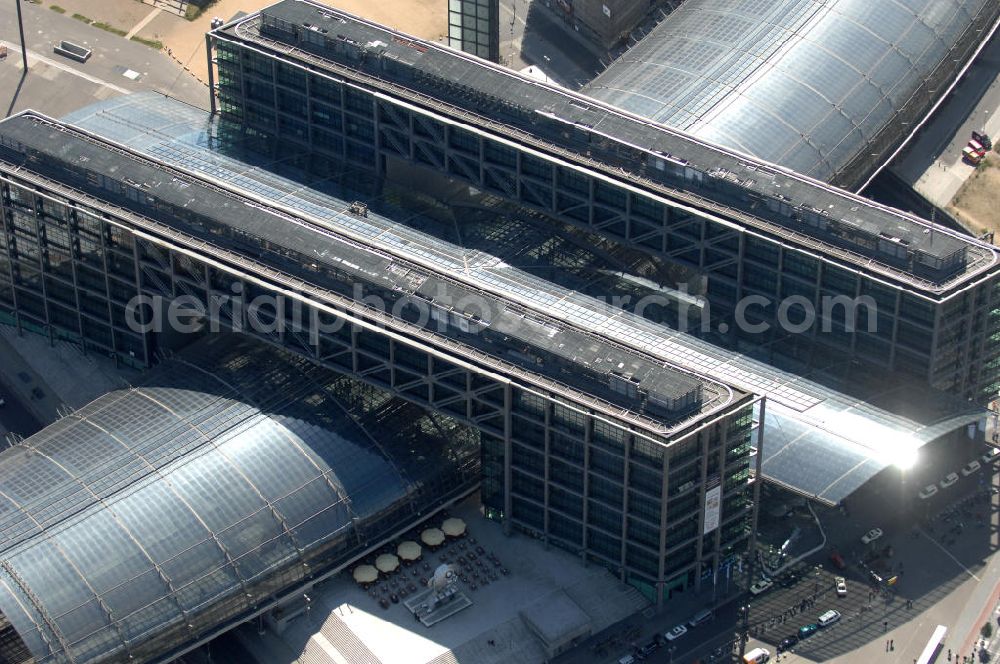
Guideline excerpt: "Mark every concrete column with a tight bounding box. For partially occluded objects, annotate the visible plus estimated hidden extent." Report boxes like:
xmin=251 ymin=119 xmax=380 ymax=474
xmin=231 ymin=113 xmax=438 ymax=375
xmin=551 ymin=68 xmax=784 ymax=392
xmin=206 ymin=33 xmax=217 ymax=115
xmin=503 ymin=382 xmax=513 ymax=536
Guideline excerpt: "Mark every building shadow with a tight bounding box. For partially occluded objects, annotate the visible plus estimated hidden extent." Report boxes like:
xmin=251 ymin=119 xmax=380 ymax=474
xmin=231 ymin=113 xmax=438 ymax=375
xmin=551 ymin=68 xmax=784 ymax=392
xmin=5 ymin=69 xmax=27 ymax=119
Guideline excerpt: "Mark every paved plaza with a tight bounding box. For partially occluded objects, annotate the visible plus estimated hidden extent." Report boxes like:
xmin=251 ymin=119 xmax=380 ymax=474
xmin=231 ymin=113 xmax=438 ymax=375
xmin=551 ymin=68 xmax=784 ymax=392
xmin=231 ymin=498 xmax=649 ymax=664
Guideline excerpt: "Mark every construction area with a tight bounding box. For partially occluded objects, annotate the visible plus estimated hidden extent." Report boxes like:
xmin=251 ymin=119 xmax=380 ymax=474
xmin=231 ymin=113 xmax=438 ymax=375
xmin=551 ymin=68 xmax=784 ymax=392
xmin=950 ymin=155 xmax=1000 ymax=241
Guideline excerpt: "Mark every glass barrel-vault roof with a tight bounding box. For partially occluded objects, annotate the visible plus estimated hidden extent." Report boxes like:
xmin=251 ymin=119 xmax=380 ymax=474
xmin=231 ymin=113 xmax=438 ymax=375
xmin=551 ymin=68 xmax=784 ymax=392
xmin=0 ymin=336 xmax=479 ymax=664
xmin=584 ymin=0 xmax=999 ymax=186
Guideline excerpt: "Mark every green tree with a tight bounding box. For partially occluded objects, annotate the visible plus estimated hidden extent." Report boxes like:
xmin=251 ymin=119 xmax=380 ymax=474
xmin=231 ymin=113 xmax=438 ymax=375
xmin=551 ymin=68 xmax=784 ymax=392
xmin=982 ymin=621 xmax=993 ymax=640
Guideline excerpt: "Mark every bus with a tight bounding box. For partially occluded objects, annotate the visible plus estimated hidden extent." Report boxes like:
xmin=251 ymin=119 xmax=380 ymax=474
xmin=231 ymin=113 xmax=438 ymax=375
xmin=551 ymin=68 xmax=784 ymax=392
xmin=915 ymin=625 xmax=947 ymax=664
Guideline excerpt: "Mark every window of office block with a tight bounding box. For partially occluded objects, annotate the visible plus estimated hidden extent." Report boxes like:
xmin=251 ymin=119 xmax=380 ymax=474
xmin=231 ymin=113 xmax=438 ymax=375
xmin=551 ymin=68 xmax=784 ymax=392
xmin=549 ymin=513 xmax=582 ymax=546
xmin=511 ymin=470 xmax=543 ymax=502
xmin=589 ymin=474 xmax=623 ymax=509
xmin=550 ymin=485 xmax=583 ymax=519
xmin=343 ymin=88 xmax=373 ymax=117
xmin=627 ymin=490 xmax=661 ymax=525
xmin=512 ymin=497 xmax=543 ymax=529
xmin=551 ymin=432 xmax=584 ymax=464
xmin=860 ymin=278 xmax=897 ymax=310
xmin=550 ymin=458 xmax=584 ymax=493
xmin=276 ymin=62 xmax=306 ymax=90
xmin=587 ymin=528 xmax=621 ymax=561
xmin=898 ymin=293 xmax=935 ymax=326
xmin=626 ymin=543 xmax=659 ymax=577
xmin=745 ymin=236 xmax=779 ymax=266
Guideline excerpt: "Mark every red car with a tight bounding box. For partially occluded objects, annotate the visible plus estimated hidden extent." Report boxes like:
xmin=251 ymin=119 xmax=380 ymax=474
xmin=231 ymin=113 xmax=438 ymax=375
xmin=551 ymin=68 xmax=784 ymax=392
xmin=829 ymin=551 xmax=846 ymax=570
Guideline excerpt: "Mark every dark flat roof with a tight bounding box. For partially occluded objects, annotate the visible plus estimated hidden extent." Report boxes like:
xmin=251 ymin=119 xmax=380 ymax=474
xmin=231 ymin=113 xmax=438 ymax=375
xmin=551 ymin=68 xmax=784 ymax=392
xmin=51 ymin=93 xmax=994 ymax=505
xmin=212 ymin=0 xmax=999 ymax=296
xmin=0 ymin=111 xmax=743 ymax=435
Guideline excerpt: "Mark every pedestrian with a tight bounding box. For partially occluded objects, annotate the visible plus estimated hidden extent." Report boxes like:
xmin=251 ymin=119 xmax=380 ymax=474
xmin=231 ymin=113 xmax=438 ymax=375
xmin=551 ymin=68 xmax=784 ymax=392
xmin=886 ymin=640 xmax=890 ymax=652
xmin=884 ymin=621 xmax=888 ymax=631
xmin=891 ymin=639 xmax=894 ymax=650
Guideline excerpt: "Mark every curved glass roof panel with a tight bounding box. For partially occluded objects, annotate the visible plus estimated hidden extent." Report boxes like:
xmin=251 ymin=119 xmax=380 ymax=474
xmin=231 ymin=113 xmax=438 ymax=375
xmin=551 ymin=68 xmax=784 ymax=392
xmin=0 ymin=336 xmax=480 ymax=664
xmin=584 ymin=0 xmax=998 ymax=185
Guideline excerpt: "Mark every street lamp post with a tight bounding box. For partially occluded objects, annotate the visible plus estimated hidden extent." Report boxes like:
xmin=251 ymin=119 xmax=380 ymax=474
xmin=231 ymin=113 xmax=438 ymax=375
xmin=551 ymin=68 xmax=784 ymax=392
xmin=15 ymin=0 xmax=29 ymax=71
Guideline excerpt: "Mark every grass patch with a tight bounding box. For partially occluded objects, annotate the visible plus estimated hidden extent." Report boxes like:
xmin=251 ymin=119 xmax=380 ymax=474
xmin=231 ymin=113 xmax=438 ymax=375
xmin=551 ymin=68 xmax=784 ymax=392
xmin=131 ymin=36 xmax=163 ymax=50
xmin=71 ymin=13 xmax=92 ymax=24
xmin=50 ymin=5 xmax=66 ymax=13
xmin=92 ymin=22 xmax=128 ymax=37
xmin=24 ymin=0 xmax=41 ymax=4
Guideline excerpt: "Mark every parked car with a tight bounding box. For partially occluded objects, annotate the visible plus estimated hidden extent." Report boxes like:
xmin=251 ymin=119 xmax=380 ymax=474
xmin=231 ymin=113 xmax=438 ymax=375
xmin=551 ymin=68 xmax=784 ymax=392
xmin=750 ymin=578 xmax=774 ymax=595
xmin=780 ymin=572 xmax=800 ymax=588
xmin=939 ymin=472 xmax=959 ymax=489
xmin=968 ymin=139 xmax=987 ymax=157
xmin=919 ymin=484 xmax=938 ymax=500
xmin=818 ymin=609 xmax=841 ymax=627
xmin=972 ymin=129 xmax=992 ymax=150
xmin=743 ymin=647 xmax=771 ymax=664
xmin=861 ymin=528 xmax=883 ymax=545
xmin=635 ymin=641 xmax=659 ymax=658
xmin=688 ymin=608 xmax=714 ymax=627
xmin=778 ymin=635 xmax=799 ymax=652
xmin=983 ymin=448 xmax=1000 ymax=464
xmin=829 ymin=551 xmax=846 ymax=569
xmin=961 ymin=460 xmax=981 ymax=477
xmin=664 ymin=624 xmax=688 ymax=642
xmin=835 ymin=576 xmax=847 ymax=597
xmin=869 ymin=570 xmax=884 ymax=586
xmin=798 ymin=623 xmax=819 ymax=639
xmin=963 ymin=146 xmax=983 ymax=165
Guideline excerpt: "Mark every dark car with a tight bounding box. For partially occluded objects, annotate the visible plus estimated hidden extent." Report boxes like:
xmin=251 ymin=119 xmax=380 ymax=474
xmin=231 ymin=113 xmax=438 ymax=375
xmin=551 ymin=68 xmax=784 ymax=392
xmin=780 ymin=573 xmax=799 ymax=588
xmin=869 ymin=570 xmax=884 ymax=586
xmin=798 ymin=623 xmax=819 ymax=639
xmin=829 ymin=551 xmax=846 ymax=570
xmin=779 ymin=635 xmax=799 ymax=652
xmin=635 ymin=641 xmax=659 ymax=659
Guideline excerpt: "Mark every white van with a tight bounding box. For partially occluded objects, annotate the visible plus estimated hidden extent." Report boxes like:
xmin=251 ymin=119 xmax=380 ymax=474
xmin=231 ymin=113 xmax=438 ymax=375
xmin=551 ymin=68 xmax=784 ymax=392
xmin=818 ymin=609 xmax=841 ymax=627
xmin=743 ymin=647 xmax=770 ymax=663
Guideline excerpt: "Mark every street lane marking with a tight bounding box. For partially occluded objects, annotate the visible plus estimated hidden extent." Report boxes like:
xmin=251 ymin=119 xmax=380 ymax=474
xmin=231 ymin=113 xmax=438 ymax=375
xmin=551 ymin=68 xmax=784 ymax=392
xmin=917 ymin=525 xmax=980 ymax=582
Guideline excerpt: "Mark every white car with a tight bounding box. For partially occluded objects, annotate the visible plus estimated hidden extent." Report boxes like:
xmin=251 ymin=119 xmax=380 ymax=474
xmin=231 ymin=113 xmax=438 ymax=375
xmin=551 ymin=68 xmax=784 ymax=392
xmin=835 ymin=576 xmax=847 ymax=597
xmin=818 ymin=609 xmax=841 ymax=627
xmin=982 ymin=448 xmax=999 ymax=465
xmin=664 ymin=624 xmax=688 ymax=641
xmin=939 ymin=472 xmax=960 ymax=489
xmin=961 ymin=460 xmax=981 ymax=477
xmin=749 ymin=578 xmax=773 ymax=595
xmin=861 ymin=528 xmax=883 ymax=545
xmin=918 ymin=484 xmax=938 ymax=500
